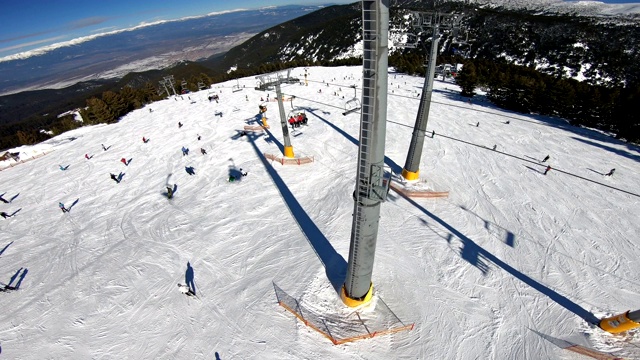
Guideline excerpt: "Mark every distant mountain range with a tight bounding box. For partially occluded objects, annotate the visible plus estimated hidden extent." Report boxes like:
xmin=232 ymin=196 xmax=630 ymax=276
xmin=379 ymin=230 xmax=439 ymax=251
xmin=1 ymin=0 xmax=639 ymax=134
xmin=0 ymin=5 xmax=326 ymax=96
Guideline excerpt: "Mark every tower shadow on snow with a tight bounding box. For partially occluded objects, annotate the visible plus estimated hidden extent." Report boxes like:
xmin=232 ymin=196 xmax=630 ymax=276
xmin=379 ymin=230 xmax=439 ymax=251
xmin=397 ymin=189 xmax=599 ymax=325
xmin=304 ymin=108 xmax=403 ymax=175
xmin=243 ymin=131 xmax=347 ymax=294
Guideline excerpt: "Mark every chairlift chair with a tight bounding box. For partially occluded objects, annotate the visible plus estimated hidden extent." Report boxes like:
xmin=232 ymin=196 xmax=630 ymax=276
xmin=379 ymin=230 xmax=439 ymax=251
xmin=342 ymin=85 xmax=361 ymax=116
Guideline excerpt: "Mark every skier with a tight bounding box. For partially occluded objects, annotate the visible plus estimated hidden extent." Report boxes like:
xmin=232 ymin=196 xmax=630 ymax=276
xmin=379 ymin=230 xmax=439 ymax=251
xmin=85 ymin=153 xmax=93 ymax=160
xmin=605 ymin=168 xmax=615 ymax=176
xmin=59 ymin=202 xmax=68 ymax=213
xmin=239 ymin=168 xmax=248 ymax=177
xmin=200 ymin=148 xmax=207 ymax=155
xmin=1 ymin=211 xmax=11 ymax=219
xmin=143 ymin=137 xmax=149 ymax=143
xmin=178 ymin=122 xmax=183 ymax=128
xmin=59 ymin=165 xmax=69 ymax=171
xmin=185 ymin=166 xmax=195 ymax=175
xmin=476 ymin=122 xmax=479 ymax=127
xmin=166 ymin=186 xmax=174 ymax=199
xmin=181 ymin=147 xmax=189 ymax=156
xmin=177 ymin=284 xmax=195 ymax=296
xmin=541 ymin=155 xmax=550 ymax=163
xmin=544 ymin=165 xmax=552 ymax=175
xmin=120 ymin=158 xmax=128 ymax=166
xmin=197 ymin=134 xmax=201 ymax=141
xmin=0 ymin=194 xmax=8 ymax=203
xmin=110 ymin=173 xmax=120 ymax=184
xmin=102 ymin=144 xmax=108 ymax=151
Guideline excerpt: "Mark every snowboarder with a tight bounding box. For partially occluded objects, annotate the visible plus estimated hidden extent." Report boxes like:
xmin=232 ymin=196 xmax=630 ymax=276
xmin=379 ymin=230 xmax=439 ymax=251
xmin=110 ymin=173 xmax=120 ymax=184
xmin=1 ymin=211 xmax=11 ymax=219
xmin=59 ymin=202 xmax=68 ymax=213
xmin=544 ymin=165 xmax=551 ymax=175
xmin=166 ymin=186 xmax=174 ymax=199
xmin=605 ymin=168 xmax=615 ymax=176
xmin=200 ymin=148 xmax=207 ymax=155
xmin=181 ymin=147 xmax=189 ymax=156
xmin=541 ymin=155 xmax=550 ymax=163
xmin=492 ymin=145 xmax=497 ymax=151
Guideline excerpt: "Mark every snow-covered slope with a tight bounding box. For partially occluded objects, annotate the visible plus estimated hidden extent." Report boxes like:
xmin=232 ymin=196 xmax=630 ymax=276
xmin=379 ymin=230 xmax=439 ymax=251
xmin=480 ymin=0 xmax=640 ymax=16
xmin=0 ymin=66 xmax=638 ymax=359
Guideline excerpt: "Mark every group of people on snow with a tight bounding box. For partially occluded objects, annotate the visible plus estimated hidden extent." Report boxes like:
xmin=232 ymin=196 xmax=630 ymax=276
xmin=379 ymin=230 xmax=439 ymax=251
xmin=288 ymin=113 xmax=308 ymax=128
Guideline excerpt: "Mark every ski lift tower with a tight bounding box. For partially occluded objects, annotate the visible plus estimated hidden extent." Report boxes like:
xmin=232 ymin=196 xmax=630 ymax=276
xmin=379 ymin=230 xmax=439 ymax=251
xmin=341 ymin=0 xmax=390 ymax=307
xmin=401 ymin=11 xmax=462 ymax=181
xmin=159 ymin=75 xmax=178 ymax=97
xmin=255 ymin=69 xmax=296 ymax=158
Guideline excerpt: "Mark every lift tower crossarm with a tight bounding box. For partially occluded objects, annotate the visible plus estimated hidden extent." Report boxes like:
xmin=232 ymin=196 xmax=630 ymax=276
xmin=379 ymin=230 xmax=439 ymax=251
xmin=255 ymin=70 xmax=298 ymax=158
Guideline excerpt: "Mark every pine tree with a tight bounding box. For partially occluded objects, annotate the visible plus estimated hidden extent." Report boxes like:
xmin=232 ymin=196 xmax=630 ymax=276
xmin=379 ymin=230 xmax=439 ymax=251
xmin=456 ymin=62 xmax=478 ymax=97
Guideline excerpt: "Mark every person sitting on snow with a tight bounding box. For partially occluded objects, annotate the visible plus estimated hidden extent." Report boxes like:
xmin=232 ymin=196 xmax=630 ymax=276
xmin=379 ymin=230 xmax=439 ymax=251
xmin=110 ymin=173 xmax=120 ymax=184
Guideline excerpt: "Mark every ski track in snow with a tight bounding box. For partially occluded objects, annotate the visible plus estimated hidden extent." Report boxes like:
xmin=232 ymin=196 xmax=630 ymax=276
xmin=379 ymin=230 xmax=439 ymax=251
xmin=0 ymin=66 xmax=639 ymax=359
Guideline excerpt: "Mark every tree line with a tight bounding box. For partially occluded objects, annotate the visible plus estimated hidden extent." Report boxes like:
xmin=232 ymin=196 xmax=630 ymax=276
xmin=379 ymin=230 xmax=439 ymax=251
xmin=0 ymin=59 xmax=361 ymax=152
xmin=391 ymin=53 xmax=639 ymax=143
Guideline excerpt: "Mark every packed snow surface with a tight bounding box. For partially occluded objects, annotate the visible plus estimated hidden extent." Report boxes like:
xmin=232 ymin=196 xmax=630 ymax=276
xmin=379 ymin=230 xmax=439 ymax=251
xmin=0 ymin=66 xmax=638 ymax=359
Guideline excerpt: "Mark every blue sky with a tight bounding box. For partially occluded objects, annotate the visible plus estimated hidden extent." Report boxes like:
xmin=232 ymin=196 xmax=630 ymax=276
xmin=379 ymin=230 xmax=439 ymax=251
xmin=0 ymin=1 xmax=354 ymax=58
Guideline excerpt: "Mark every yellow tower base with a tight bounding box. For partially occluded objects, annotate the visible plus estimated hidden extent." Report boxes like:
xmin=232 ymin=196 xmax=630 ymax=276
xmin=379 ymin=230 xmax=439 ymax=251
xmin=262 ymin=116 xmax=268 ymax=127
xmin=341 ymin=283 xmax=374 ymax=308
xmin=284 ymin=146 xmax=294 ymax=158
xmin=402 ymin=168 xmax=420 ymax=181
xmin=600 ymin=312 xmax=640 ymax=333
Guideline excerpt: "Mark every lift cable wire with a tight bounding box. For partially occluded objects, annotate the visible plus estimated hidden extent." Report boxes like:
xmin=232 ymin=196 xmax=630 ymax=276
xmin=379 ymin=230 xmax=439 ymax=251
xmin=283 ymin=92 xmax=639 ymax=199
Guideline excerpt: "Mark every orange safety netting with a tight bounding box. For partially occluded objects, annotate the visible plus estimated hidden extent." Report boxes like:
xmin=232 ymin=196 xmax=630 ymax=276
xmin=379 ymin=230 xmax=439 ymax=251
xmin=388 ymin=182 xmax=449 ymax=198
xmin=264 ymin=153 xmax=314 ymax=166
xmin=273 ymin=283 xmax=414 ymax=345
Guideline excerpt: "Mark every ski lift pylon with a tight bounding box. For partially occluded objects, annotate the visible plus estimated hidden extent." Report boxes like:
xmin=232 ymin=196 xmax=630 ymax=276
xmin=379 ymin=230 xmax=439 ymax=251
xmin=342 ymin=85 xmax=361 ymax=116
xmin=232 ymin=78 xmax=243 ymax=93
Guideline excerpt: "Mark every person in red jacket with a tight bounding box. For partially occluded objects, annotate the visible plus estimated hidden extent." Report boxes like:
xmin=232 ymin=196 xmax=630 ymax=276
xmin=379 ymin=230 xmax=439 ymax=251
xmin=288 ymin=116 xmax=295 ymax=129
